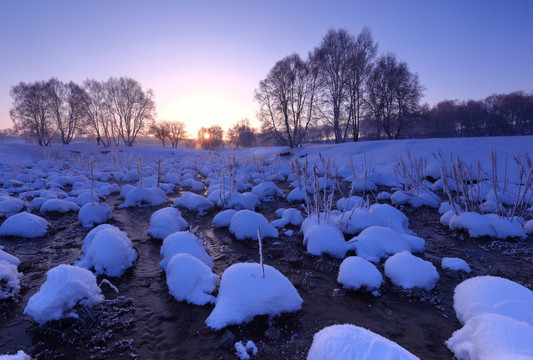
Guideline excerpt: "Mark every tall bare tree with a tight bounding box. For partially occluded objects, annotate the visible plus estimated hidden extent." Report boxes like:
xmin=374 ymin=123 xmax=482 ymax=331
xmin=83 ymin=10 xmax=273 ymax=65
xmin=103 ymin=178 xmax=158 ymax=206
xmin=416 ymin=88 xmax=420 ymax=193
xmin=104 ymin=77 xmax=155 ymax=146
xmin=167 ymin=121 xmax=187 ymax=148
xmin=10 ymin=80 xmax=55 ymax=146
xmin=149 ymin=120 xmax=170 ymax=147
xmin=83 ymin=79 xmax=115 ymax=146
xmin=255 ymin=53 xmax=317 ymax=148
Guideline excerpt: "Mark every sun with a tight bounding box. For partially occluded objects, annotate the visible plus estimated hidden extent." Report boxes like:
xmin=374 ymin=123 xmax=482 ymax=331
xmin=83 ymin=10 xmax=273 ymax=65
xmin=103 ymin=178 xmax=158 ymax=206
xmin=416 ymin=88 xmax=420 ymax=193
xmin=203 ymin=132 xmax=211 ymax=140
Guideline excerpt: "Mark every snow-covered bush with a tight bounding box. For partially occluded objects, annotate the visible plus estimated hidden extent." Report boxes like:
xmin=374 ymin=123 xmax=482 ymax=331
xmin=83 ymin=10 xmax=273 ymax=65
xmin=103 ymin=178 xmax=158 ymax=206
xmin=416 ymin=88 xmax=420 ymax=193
xmin=448 ymin=212 xmax=526 ymax=239
xmin=165 ymin=253 xmax=219 ymax=305
xmin=229 ymin=210 xmax=278 ymax=241
xmin=0 ymin=350 xmax=32 ymax=359
xmin=120 ymin=187 xmax=167 ymax=208
xmin=0 ymin=249 xmax=22 ymax=300
xmin=78 ymin=202 xmax=113 ymax=228
xmin=174 ymin=191 xmax=214 ymax=215
xmin=205 ymin=263 xmax=302 ymax=330
xmin=307 ymin=324 xmax=419 ymax=360
xmin=0 ymin=212 xmax=50 ymax=238
xmin=251 ymin=182 xmax=284 ymax=200
xmin=337 ymin=256 xmax=383 ymax=292
xmin=271 ymin=208 xmax=303 ymax=228
xmin=147 ymin=207 xmax=188 ymax=240
xmin=441 ymin=257 xmax=471 ymax=273
xmin=0 ymin=198 xmax=24 ymax=218
xmin=384 ymin=251 xmax=439 ymax=290
xmin=76 ymin=224 xmax=137 ymax=277
xmin=212 ymin=209 xmax=237 ymax=228
xmin=302 ymin=220 xmax=347 ymax=258
xmin=40 ymin=199 xmax=80 ymax=214
xmin=160 ymin=231 xmax=213 ymax=270
xmin=24 ymin=264 xmax=104 ymax=325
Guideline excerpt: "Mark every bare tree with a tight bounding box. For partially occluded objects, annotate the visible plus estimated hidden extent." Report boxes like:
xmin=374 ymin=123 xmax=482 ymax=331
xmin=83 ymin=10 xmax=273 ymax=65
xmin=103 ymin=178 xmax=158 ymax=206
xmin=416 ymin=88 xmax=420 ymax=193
xmin=227 ymin=119 xmax=256 ymax=148
xmin=104 ymin=77 xmax=155 ymax=146
xmin=10 ymin=80 xmax=56 ymax=146
xmin=83 ymin=79 xmax=116 ymax=146
xmin=168 ymin=121 xmax=187 ymax=148
xmin=47 ymin=78 xmax=88 ymax=145
xmin=198 ymin=125 xmax=223 ymax=149
xmin=149 ymin=120 xmax=170 ymax=147
xmin=255 ymin=53 xmax=317 ymax=148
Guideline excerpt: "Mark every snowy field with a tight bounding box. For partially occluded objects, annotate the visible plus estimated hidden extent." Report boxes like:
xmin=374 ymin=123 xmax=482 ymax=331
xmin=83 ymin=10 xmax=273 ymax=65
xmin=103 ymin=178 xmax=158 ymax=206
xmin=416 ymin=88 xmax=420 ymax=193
xmin=0 ymin=136 xmax=532 ymax=359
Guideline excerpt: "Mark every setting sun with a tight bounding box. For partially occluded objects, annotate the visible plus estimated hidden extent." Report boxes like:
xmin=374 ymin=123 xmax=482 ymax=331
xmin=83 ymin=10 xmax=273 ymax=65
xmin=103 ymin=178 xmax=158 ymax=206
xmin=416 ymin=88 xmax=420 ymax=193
xmin=203 ymin=132 xmax=210 ymax=140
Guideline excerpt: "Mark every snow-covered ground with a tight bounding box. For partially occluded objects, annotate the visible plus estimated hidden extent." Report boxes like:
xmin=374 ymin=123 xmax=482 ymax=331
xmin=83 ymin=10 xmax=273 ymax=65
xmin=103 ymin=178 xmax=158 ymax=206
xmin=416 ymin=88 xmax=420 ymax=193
xmin=0 ymin=136 xmax=532 ymax=359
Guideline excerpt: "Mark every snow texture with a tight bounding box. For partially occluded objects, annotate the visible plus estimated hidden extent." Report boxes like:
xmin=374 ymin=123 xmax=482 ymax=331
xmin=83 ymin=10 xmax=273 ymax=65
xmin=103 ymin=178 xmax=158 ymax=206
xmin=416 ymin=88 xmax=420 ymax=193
xmin=0 ymin=212 xmax=50 ymax=238
xmin=120 ymin=187 xmax=167 ymax=208
xmin=0 ymin=198 xmax=24 ymax=218
xmin=174 ymin=191 xmax=214 ymax=215
xmin=24 ymin=264 xmax=104 ymax=325
xmin=384 ymin=251 xmax=439 ymax=290
xmin=271 ymin=208 xmax=303 ymax=228
xmin=449 ymin=212 xmax=526 ymax=239
xmin=0 ymin=249 xmax=22 ymax=300
xmin=302 ymin=221 xmax=347 ymax=259
xmin=251 ymin=182 xmax=284 ymax=200
xmin=147 ymin=207 xmax=188 ymax=240
xmin=229 ymin=210 xmax=278 ymax=241
xmin=307 ymin=324 xmax=419 ymax=360
xmin=205 ymin=263 xmax=302 ymax=330
xmin=212 ymin=209 xmax=237 ymax=228
xmin=160 ymin=231 xmax=214 ymax=270
xmin=40 ymin=199 xmax=80 ymax=213
xmin=0 ymin=350 xmax=32 ymax=360
xmin=165 ymin=253 xmax=219 ymax=305
xmin=78 ymin=202 xmax=113 ymax=228
xmin=441 ymin=257 xmax=471 ymax=273
xmin=76 ymin=224 xmax=137 ymax=277
xmin=337 ymin=256 xmax=383 ymax=291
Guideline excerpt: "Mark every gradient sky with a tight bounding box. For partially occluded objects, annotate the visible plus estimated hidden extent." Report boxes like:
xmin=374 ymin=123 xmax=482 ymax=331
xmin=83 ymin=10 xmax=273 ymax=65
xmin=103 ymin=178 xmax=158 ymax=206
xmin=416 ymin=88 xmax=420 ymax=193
xmin=1 ymin=0 xmax=532 ymax=135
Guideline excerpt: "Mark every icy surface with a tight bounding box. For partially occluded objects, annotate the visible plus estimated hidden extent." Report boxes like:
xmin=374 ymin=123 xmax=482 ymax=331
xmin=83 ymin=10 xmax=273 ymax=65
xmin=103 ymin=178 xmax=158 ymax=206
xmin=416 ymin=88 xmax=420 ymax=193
xmin=205 ymin=263 xmax=302 ymax=330
xmin=307 ymin=324 xmax=419 ymax=360
xmin=384 ymin=251 xmax=439 ymax=290
xmin=76 ymin=224 xmax=137 ymax=277
xmin=24 ymin=264 xmax=104 ymax=325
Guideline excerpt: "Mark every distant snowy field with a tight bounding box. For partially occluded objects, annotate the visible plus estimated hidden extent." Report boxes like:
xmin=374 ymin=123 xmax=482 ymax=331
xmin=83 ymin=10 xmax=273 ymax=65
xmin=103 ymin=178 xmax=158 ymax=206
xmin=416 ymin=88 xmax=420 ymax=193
xmin=1 ymin=136 xmax=532 ymax=359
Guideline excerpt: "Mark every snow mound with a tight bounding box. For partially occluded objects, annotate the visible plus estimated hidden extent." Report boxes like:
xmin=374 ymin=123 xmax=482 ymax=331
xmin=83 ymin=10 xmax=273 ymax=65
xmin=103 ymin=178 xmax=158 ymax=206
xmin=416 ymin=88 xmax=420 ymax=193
xmin=212 ymin=209 xmax=237 ymax=228
xmin=302 ymin=221 xmax=347 ymax=258
xmin=229 ymin=210 xmax=278 ymax=240
xmin=391 ymin=188 xmax=440 ymax=208
xmin=205 ymin=263 xmax=302 ymax=330
xmin=225 ymin=192 xmax=260 ymax=211
xmin=174 ymin=191 xmax=214 ymax=215
xmin=384 ymin=251 xmax=439 ymax=290
xmin=0 ymin=198 xmax=24 ymax=218
xmin=307 ymin=324 xmax=419 ymax=360
xmin=287 ymin=188 xmax=306 ymax=203
xmin=165 ymin=253 xmax=219 ymax=305
xmin=251 ymin=182 xmax=284 ymax=200
xmin=147 ymin=207 xmax=188 ymax=240
xmin=453 ymin=276 xmax=533 ymax=326
xmin=24 ymin=264 xmax=104 ymax=325
xmin=349 ymin=226 xmax=424 ymax=263
xmin=441 ymin=257 xmax=471 ymax=273
xmin=368 ymin=203 xmax=412 ymax=234
xmin=449 ymin=212 xmax=526 ymax=239
xmin=78 ymin=203 xmax=113 ymax=228
xmin=40 ymin=199 xmax=80 ymax=214
xmin=0 ymin=350 xmax=32 ymax=359
xmin=524 ymin=219 xmax=533 ymax=234
xmin=120 ymin=187 xmax=167 ymax=208
xmin=446 ymin=313 xmax=533 ymax=360
xmin=336 ymin=196 xmax=365 ymax=211
xmin=0 ymin=212 xmax=50 ymax=238
xmin=160 ymin=231 xmax=213 ymax=270
xmin=271 ymin=208 xmax=303 ymax=228
xmin=0 ymin=249 xmax=22 ymax=300
xmin=76 ymin=224 xmax=137 ymax=277
xmin=337 ymin=256 xmax=383 ymax=292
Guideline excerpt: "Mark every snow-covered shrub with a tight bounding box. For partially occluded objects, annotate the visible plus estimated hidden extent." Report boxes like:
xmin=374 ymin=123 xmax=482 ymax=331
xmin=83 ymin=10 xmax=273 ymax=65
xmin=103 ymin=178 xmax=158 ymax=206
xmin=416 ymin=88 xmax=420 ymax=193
xmin=76 ymin=224 xmax=137 ymax=277
xmin=0 ymin=249 xmax=22 ymax=300
xmin=229 ymin=210 xmax=278 ymax=241
xmin=174 ymin=191 xmax=214 ymax=215
xmin=0 ymin=198 xmax=24 ymax=218
xmin=120 ymin=187 xmax=167 ymax=208
xmin=78 ymin=203 xmax=113 ymax=228
xmin=337 ymin=256 xmax=383 ymax=292
xmin=302 ymin=220 xmax=347 ymax=258
xmin=271 ymin=208 xmax=303 ymax=228
xmin=147 ymin=207 xmax=188 ymax=240
xmin=40 ymin=199 xmax=80 ymax=214
xmin=205 ymin=263 xmax=302 ymax=330
xmin=448 ymin=212 xmax=526 ymax=239
xmin=384 ymin=251 xmax=439 ymax=290
xmin=212 ymin=209 xmax=237 ymax=228
xmin=0 ymin=350 xmax=32 ymax=359
xmin=307 ymin=324 xmax=419 ymax=360
xmin=165 ymin=253 xmax=219 ymax=305
xmin=441 ymin=257 xmax=471 ymax=273
xmin=0 ymin=212 xmax=50 ymax=238
xmin=160 ymin=231 xmax=213 ymax=270
xmin=251 ymin=182 xmax=284 ymax=200
xmin=24 ymin=264 xmax=104 ymax=325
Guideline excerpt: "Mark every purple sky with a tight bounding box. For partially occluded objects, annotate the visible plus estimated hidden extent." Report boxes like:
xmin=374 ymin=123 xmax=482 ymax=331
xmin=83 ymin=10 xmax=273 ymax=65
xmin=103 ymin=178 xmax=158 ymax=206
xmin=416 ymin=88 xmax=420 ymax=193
xmin=1 ymin=0 xmax=532 ymax=134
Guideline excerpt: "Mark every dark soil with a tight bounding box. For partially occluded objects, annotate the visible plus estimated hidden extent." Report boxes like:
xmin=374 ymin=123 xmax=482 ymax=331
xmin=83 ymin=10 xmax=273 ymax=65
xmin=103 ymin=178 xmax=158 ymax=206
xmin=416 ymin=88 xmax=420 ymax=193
xmin=1 ymin=186 xmax=532 ymax=360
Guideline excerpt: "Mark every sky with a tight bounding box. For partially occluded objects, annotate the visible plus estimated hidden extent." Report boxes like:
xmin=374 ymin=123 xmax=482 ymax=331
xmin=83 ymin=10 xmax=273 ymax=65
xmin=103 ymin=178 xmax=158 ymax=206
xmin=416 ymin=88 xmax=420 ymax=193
xmin=1 ymin=0 xmax=532 ymax=135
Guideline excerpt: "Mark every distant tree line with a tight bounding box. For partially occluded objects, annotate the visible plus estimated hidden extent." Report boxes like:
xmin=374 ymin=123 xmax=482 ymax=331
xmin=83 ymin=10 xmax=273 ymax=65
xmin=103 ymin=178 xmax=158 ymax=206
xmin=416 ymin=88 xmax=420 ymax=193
xmin=9 ymin=77 xmax=157 ymax=146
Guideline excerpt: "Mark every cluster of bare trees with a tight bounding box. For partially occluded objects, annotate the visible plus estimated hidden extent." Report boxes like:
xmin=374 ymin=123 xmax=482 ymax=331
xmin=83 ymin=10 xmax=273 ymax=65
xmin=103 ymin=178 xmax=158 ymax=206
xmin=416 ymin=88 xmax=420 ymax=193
xmin=420 ymin=91 xmax=533 ymax=138
xmin=10 ymin=77 xmax=155 ymax=146
xmin=255 ymin=27 xmax=424 ymax=147
xmin=148 ymin=120 xmax=187 ymax=148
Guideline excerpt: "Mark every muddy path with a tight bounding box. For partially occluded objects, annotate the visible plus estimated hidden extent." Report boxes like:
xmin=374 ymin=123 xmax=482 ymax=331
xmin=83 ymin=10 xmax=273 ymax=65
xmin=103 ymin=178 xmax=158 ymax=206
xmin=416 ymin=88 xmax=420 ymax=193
xmin=1 ymin=186 xmax=532 ymax=359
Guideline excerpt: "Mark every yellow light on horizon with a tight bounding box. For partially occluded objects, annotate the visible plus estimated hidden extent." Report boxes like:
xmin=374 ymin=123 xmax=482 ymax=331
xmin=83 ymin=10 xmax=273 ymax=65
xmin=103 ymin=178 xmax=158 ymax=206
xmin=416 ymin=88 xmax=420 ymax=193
xmin=203 ymin=132 xmax=210 ymax=140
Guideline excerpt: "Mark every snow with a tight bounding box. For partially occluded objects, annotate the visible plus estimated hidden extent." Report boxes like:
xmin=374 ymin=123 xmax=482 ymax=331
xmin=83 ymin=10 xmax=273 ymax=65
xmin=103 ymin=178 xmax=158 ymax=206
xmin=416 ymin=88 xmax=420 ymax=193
xmin=384 ymin=251 xmax=439 ymax=290
xmin=0 ymin=198 xmax=24 ymax=218
xmin=302 ymin=221 xmax=347 ymax=258
xmin=446 ymin=313 xmax=533 ymax=360
xmin=441 ymin=257 xmax=471 ymax=273
xmin=287 ymin=188 xmax=306 ymax=203
xmin=526 ymin=219 xmax=533 ymax=234
xmin=78 ymin=202 xmax=113 ymax=228
xmin=76 ymin=224 xmax=137 ymax=277
xmin=39 ymin=199 xmax=80 ymax=213
xmin=336 ymin=195 xmax=365 ymax=211
xmin=348 ymin=226 xmax=424 ymax=263
xmin=235 ymin=340 xmax=258 ymax=360
xmin=24 ymin=264 xmax=104 ymax=325
xmin=174 ymin=191 xmax=214 ymax=215
xmin=159 ymin=231 xmax=214 ymax=270
xmin=205 ymin=263 xmax=302 ymax=330
xmin=147 ymin=207 xmax=188 ymax=240
xmin=251 ymin=181 xmax=284 ymax=200
xmin=452 ymin=276 xmax=533 ymax=326
xmin=337 ymin=256 xmax=383 ymax=292
xmin=0 ymin=249 xmax=22 ymax=300
xmin=165 ymin=253 xmax=219 ymax=305
xmin=119 ymin=186 xmax=168 ymax=208
xmin=449 ymin=212 xmax=526 ymax=239
xmin=229 ymin=210 xmax=279 ymax=241
xmin=212 ymin=209 xmax=237 ymax=228
xmin=0 ymin=350 xmax=32 ymax=360
xmin=224 ymin=192 xmax=260 ymax=211
xmin=307 ymin=324 xmax=419 ymax=360
xmin=0 ymin=212 xmax=50 ymax=238
xmin=271 ymin=208 xmax=303 ymax=228
xmin=391 ymin=188 xmax=440 ymax=208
